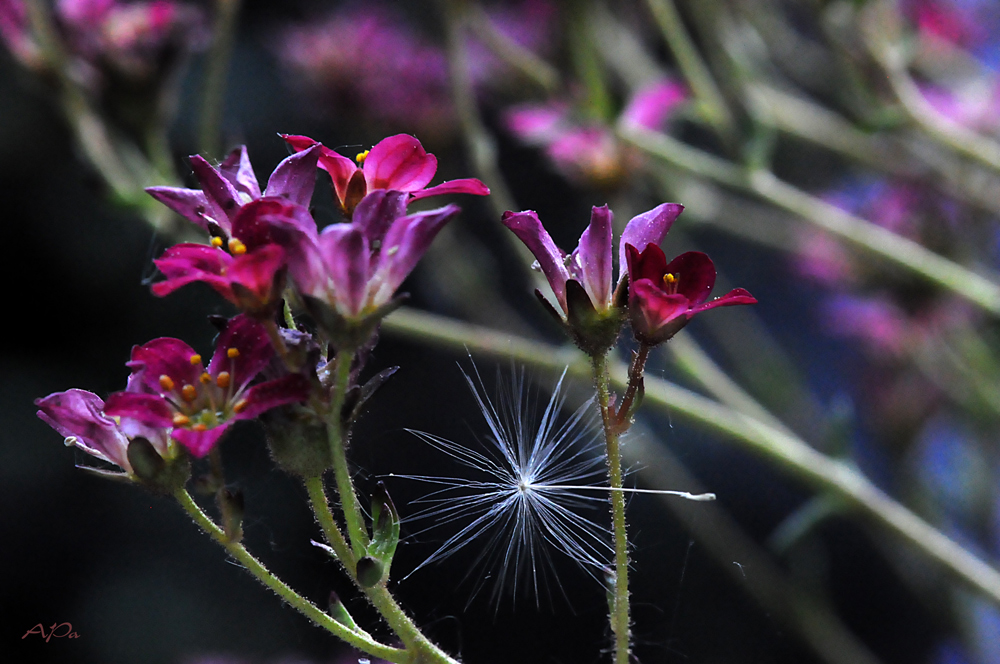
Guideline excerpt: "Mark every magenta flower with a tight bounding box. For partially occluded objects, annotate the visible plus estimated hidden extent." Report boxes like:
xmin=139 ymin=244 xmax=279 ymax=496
xmin=273 ymin=189 xmax=460 ymax=322
xmin=502 ymin=203 xmax=684 ymax=315
xmin=103 ymin=315 xmax=310 ymax=457
xmin=150 ymin=198 xmax=316 ymax=317
xmin=282 ymin=133 xmax=488 ymax=217
xmin=625 ymin=243 xmax=757 ymax=344
xmin=35 ymin=388 xmax=172 ymax=474
xmin=504 ymin=78 xmax=686 ymax=186
xmin=146 ymin=143 xmax=320 ymax=238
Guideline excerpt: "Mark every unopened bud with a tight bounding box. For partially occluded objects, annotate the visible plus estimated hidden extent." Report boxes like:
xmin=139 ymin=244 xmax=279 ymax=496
xmin=355 ymin=556 xmax=384 ymax=588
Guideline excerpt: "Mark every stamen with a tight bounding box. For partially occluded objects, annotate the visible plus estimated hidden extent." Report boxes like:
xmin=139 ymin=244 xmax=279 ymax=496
xmin=159 ymin=375 xmax=175 ymax=391
xmin=233 ymin=399 xmax=248 ymax=414
xmin=192 ymin=423 xmax=208 ymax=432
xmin=215 ymin=371 xmax=231 ymax=389
xmin=355 ymin=149 xmax=370 ymax=164
xmin=181 ymin=384 xmax=198 ymax=402
xmin=228 ymin=238 xmax=247 ymax=255
xmin=227 ymin=347 xmax=240 ymax=359
xmin=189 ymin=354 xmax=202 ymax=365
xmin=200 ymin=372 xmax=212 ymax=384
xmin=663 ymin=273 xmax=677 ymax=285
xmin=172 ymin=413 xmax=190 ymax=426
xmin=210 ymin=237 xmax=224 ymax=248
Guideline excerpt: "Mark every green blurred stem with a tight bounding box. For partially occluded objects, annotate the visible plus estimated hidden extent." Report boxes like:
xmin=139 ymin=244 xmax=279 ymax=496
xmin=199 ymin=0 xmax=242 ymax=158
xmin=382 ymin=307 xmax=1000 ymax=606
xmin=593 ymin=354 xmax=633 ymax=664
xmin=326 ymin=351 xmax=369 ymax=558
xmin=173 ymin=488 xmax=407 ymax=662
xmin=645 ymin=0 xmax=734 ymax=137
xmin=618 ymin=123 xmax=1000 ymax=316
xmin=466 ymin=3 xmax=559 ymax=92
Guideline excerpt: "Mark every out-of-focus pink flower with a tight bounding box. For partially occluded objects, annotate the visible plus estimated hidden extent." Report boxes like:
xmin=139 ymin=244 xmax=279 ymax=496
xmin=465 ymin=0 xmax=559 ymax=87
xmin=104 ymin=315 xmax=310 ymax=457
xmin=0 ymin=0 xmax=205 ymax=79
xmin=625 ymin=243 xmax=756 ymax=345
xmin=504 ymin=78 xmax=687 ymax=187
xmin=283 ymin=133 xmax=488 ymax=217
xmin=277 ymin=4 xmax=453 ymax=136
xmin=821 ymin=295 xmax=912 ymax=356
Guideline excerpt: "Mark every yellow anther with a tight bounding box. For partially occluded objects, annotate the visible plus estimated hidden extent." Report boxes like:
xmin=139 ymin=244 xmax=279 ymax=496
xmin=355 ymin=149 xmax=370 ymax=164
xmin=158 ymin=375 xmax=175 ymax=391
xmin=172 ymin=413 xmax=190 ymax=426
xmin=210 ymin=237 xmax=224 ymax=248
xmin=227 ymin=347 xmax=240 ymax=359
xmin=233 ymin=399 xmax=248 ymax=414
xmin=192 ymin=423 xmax=208 ymax=432
xmin=215 ymin=371 xmax=231 ymax=389
xmin=663 ymin=273 xmax=677 ymax=285
xmin=228 ymin=238 xmax=247 ymax=255
xmin=189 ymin=354 xmax=202 ymax=365
xmin=181 ymin=384 xmax=198 ymax=402
xmin=199 ymin=372 xmax=212 ymax=384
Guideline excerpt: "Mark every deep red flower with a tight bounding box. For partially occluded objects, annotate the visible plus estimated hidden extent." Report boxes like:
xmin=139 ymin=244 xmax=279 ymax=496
xmin=625 ymin=243 xmax=757 ymax=344
xmin=282 ymin=133 xmax=488 ymax=216
xmin=104 ymin=315 xmax=310 ymax=457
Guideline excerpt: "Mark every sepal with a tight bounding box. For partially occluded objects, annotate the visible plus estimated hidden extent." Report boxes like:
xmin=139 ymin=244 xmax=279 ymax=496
xmin=75 ymin=465 xmax=132 ymax=484
xmin=126 ymin=437 xmax=191 ymax=494
xmin=564 ymin=279 xmax=626 ymax=356
xmin=262 ymin=404 xmax=332 ymax=477
xmin=343 ymin=367 xmax=399 ymax=429
xmin=218 ymin=488 xmax=245 ymax=543
xmin=301 ymin=293 xmax=408 ymax=350
xmin=367 ymin=481 xmax=400 ymax=579
xmin=328 ymin=591 xmax=361 ymax=632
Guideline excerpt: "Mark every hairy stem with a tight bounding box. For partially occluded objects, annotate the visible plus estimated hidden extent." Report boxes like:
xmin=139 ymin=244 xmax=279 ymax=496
xmin=326 ymin=351 xmax=369 ymax=557
xmin=592 ymin=353 xmax=632 ymax=664
xmin=304 ymin=476 xmax=355 ymax=572
xmin=173 ymin=488 xmax=407 ymax=662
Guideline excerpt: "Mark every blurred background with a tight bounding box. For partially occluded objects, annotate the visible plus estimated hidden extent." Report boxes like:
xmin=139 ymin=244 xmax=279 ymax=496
xmin=4 ymin=0 xmax=1000 ymax=663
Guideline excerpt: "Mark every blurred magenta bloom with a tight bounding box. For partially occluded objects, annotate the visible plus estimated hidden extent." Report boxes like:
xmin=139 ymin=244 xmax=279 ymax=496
xmin=465 ymin=0 xmax=559 ymax=86
xmin=502 ymin=202 xmax=683 ymax=315
xmin=272 ymin=189 xmax=461 ymax=318
xmin=0 ymin=0 xmax=205 ymax=80
xmin=104 ymin=315 xmax=310 ymax=457
xmin=277 ymin=4 xmax=453 ymax=136
xmin=504 ymin=78 xmax=687 ymax=186
xmin=35 ymin=388 xmax=171 ymax=473
xmin=625 ymin=243 xmax=756 ymax=345
xmin=283 ymin=133 xmax=488 ymax=217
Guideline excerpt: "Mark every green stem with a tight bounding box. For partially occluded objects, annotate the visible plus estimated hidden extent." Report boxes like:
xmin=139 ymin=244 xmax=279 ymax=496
xmin=326 ymin=351 xmax=370 ymax=558
xmin=592 ymin=353 xmax=631 ymax=664
xmin=304 ymin=476 xmax=355 ymax=572
xmin=173 ymin=488 xmax=407 ymax=662
xmin=381 ymin=307 xmax=1000 ymax=606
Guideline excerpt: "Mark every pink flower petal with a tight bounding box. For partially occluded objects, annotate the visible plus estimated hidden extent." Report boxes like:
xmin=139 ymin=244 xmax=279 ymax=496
xmin=501 ymin=210 xmax=571 ymax=310
xmin=364 ymin=134 xmax=438 ymax=192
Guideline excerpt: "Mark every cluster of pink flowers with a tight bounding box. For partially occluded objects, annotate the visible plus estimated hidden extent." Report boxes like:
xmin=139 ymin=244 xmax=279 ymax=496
xmin=36 ymin=133 xmax=489 ymax=476
xmin=0 ymin=0 xmax=205 ymax=82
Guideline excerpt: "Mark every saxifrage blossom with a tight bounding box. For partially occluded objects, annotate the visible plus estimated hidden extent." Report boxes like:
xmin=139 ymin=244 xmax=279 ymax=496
xmin=282 ymin=133 xmax=488 ymax=217
xmin=150 ymin=197 xmax=316 ymax=317
xmin=146 ymin=143 xmax=320 ymax=238
xmin=625 ymin=243 xmax=757 ymax=345
xmin=103 ymin=315 xmax=310 ymax=457
xmin=502 ymin=202 xmax=683 ymax=353
xmin=271 ymin=189 xmax=460 ymax=323
xmin=35 ymin=388 xmax=172 ymax=474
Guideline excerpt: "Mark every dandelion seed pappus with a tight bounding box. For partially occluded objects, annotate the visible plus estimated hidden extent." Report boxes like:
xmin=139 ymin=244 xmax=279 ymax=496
xmin=390 ymin=362 xmax=615 ymax=610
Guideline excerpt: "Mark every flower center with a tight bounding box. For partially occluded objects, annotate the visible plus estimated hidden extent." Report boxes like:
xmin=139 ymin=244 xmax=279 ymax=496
xmin=158 ymin=349 xmax=242 ymax=431
xmin=355 ymin=150 xmax=369 ymax=165
xmin=662 ymin=272 xmax=679 ymax=294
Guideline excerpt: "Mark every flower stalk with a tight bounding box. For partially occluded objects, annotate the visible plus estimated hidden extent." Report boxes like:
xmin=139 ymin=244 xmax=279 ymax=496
xmin=592 ymin=352 xmax=632 ymax=664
